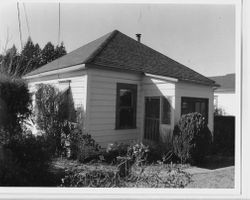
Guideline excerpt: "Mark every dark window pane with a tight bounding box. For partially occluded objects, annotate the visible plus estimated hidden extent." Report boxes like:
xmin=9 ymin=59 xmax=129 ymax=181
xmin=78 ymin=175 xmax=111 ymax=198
xmin=120 ymin=89 xmax=132 ymax=107
xmin=119 ymin=108 xmax=134 ymax=128
xmin=116 ymin=83 xmax=137 ymax=129
xmin=146 ymin=98 xmax=160 ymax=118
xmin=181 ymin=97 xmax=208 ymax=123
xmin=162 ymin=97 xmax=171 ymax=124
xmin=201 ymin=102 xmax=206 ymax=117
xmin=195 ymin=102 xmax=200 ymax=113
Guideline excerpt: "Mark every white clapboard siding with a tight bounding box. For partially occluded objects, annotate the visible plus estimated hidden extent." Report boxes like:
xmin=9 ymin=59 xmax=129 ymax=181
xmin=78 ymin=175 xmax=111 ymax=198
xmin=27 ymin=74 xmax=87 ymax=112
xmin=87 ymin=67 xmax=142 ymax=147
xmin=142 ymin=76 xmax=175 ymax=97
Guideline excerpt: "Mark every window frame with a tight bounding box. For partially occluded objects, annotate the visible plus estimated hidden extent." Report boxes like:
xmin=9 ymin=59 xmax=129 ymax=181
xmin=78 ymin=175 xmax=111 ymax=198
xmin=181 ymin=97 xmax=209 ymax=123
xmin=115 ymin=83 xmax=137 ymax=130
xmin=161 ymin=96 xmax=172 ymax=125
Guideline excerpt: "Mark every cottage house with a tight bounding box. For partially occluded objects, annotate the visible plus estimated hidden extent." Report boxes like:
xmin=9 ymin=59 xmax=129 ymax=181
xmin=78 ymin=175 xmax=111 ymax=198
xmin=23 ymin=30 xmax=216 ymax=147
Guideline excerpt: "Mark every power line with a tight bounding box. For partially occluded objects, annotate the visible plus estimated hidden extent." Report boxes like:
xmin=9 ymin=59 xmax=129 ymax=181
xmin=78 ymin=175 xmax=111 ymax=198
xmin=17 ymin=2 xmax=23 ymax=49
xmin=58 ymin=2 xmax=61 ymax=46
xmin=23 ymin=3 xmax=31 ymax=38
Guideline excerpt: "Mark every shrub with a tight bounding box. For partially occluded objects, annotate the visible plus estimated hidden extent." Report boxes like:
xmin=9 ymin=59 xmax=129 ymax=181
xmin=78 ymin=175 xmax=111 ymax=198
xmin=69 ymin=127 xmax=101 ymax=163
xmin=60 ymin=161 xmax=192 ymax=188
xmin=104 ymin=142 xmax=129 ymax=163
xmin=35 ymin=84 xmax=75 ymax=156
xmin=61 ymin=164 xmax=121 ymax=187
xmin=127 ymin=142 xmax=150 ymax=166
xmin=141 ymin=141 xmax=176 ymax=164
xmin=0 ymin=132 xmax=53 ymax=186
xmin=173 ymin=112 xmax=212 ymax=164
xmin=129 ymin=164 xmax=191 ymax=188
xmin=0 ymin=77 xmax=31 ymax=138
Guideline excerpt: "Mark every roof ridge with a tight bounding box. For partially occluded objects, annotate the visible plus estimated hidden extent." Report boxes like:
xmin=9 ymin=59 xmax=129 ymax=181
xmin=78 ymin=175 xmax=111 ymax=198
xmin=135 ymin=36 xmax=215 ymax=85
xmin=110 ymin=31 xmax=215 ymax=85
xmin=85 ymin=30 xmax=119 ymax=64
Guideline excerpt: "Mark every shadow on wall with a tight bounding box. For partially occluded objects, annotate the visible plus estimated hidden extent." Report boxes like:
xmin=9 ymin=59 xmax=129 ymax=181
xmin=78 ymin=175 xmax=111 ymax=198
xmin=141 ymin=76 xmax=175 ymax=149
xmin=59 ymin=86 xmax=77 ymax=123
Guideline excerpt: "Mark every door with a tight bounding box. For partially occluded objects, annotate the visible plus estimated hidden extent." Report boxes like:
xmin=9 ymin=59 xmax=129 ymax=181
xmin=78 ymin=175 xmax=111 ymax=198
xmin=144 ymin=97 xmax=160 ymax=141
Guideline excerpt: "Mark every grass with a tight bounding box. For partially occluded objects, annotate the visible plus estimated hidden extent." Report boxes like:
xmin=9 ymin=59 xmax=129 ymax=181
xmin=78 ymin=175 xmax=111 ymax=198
xmin=185 ymin=155 xmax=235 ymax=188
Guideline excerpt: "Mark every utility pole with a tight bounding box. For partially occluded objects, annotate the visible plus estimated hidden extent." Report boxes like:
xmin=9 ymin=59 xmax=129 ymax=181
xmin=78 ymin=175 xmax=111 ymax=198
xmin=17 ymin=2 xmax=23 ymax=49
xmin=58 ymin=2 xmax=61 ymax=46
xmin=23 ymin=3 xmax=31 ymax=38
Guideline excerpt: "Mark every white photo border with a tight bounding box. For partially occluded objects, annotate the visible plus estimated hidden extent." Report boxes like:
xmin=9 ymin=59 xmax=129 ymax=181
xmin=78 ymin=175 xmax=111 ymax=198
xmin=0 ymin=0 xmax=247 ymax=199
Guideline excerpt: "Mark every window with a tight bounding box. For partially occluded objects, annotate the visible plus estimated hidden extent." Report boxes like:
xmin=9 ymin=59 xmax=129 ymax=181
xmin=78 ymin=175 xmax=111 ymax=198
xmin=116 ymin=83 xmax=137 ymax=129
xmin=181 ymin=97 xmax=208 ymax=122
xmin=161 ymin=97 xmax=171 ymax=125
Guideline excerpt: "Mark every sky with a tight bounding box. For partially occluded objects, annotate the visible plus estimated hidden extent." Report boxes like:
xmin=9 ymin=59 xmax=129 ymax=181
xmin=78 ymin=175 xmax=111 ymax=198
xmin=0 ymin=2 xmax=235 ymax=76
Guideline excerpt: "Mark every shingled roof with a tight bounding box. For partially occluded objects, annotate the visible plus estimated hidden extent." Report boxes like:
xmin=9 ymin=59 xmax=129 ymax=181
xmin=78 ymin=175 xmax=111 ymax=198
xmin=24 ymin=30 xmax=215 ymax=86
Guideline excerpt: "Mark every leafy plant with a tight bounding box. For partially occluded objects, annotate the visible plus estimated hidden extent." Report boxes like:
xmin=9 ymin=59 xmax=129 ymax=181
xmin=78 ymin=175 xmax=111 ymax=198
xmin=173 ymin=112 xmax=212 ymax=164
xmin=129 ymin=163 xmax=191 ymax=188
xmin=35 ymin=84 xmax=74 ymax=156
xmin=59 ymin=159 xmax=192 ymax=188
xmin=69 ymin=127 xmax=101 ymax=162
xmin=0 ymin=132 xmax=53 ymax=186
xmin=104 ymin=142 xmax=129 ymax=163
xmin=127 ymin=142 xmax=150 ymax=166
xmin=61 ymin=163 xmax=121 ymax=187
xmin=0 ymin=77 xmax=31 ymax=140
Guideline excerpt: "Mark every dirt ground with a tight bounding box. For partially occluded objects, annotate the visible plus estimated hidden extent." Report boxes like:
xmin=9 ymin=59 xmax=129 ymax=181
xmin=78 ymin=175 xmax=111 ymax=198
xmin=186 ymin=166 xmax=234 ymax=188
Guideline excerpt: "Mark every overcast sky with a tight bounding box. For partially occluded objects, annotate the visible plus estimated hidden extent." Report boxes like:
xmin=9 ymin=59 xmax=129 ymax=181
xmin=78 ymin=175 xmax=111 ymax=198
xmin=0 ymin=2 xmax=235 ymax=76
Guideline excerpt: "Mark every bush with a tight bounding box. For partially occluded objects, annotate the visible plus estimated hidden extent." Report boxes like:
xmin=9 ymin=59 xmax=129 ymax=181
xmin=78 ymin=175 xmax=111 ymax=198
xmin=61 ymin=164 xmax=121 ymax=187
xmin=173 ymin=112 xmax=212 ymax=164
xmin=0 ymin=77 xmax=31 ymax=138
xmin=0 ymin=133 xmax=53 ymax=186
xmin=127 ymin=142 xmax=150 ymax=166
xmin=69 ymin=127 xmax=101 ymax=163
xmin=60 ymin=161 xmax=192 ymax=188
xmin=104 ymin=142 xmax=129 ymax=163
xmin=35 ymin=84 xmax=75 ymax=156
xmin=141 ymin=141 xmax=177 ymax=164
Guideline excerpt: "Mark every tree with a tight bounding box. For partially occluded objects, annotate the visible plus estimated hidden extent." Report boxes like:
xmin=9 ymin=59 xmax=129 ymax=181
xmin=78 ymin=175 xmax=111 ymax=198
xmin=16 ymin=37 xmax=42 ymax=76
xmin=0 ymin=38 xmax=67 ymax=78
xmin=55 ymin=42 xmax=67 ymax=59
xmin=0 ymin=45 xmax=20 ymax=77
xmin=40 ymin=42 xmax=55 ymax=66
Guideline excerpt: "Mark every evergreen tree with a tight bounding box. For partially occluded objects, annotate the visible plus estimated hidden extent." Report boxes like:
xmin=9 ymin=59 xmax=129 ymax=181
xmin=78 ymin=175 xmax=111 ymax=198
xmin=17 ymin=37 xmax=42 ymax=75
xmin=0 ymin=45 xmax=20 ymax=76
xmin=40 ymin=42 xmax=55 ymax=66
xmin=0 ymin=39 xmax=67 ymax=77
xmin=54 ymin=42 xmax=67 ymax=59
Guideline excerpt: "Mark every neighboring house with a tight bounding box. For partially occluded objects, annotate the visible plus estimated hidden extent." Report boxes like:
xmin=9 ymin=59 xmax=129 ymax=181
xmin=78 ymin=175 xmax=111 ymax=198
xmin=209 ymin=73 xmax=236 ymax=116
xmin=23 ymin=30 xmax=216 ymax=147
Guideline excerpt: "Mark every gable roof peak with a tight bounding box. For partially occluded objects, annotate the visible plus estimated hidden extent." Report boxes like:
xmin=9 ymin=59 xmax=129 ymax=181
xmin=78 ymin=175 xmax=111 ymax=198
xmin=24 ymin=29 xmax=215 ymax=86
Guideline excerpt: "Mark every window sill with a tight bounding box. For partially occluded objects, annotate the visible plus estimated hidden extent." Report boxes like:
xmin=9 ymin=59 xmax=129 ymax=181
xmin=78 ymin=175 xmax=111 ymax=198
xmin=115 ymin=127 xmax=137 ymax=130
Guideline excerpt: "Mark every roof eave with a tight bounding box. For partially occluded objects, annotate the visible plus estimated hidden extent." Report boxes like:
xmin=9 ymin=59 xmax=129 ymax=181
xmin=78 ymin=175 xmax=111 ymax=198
xmin=145 ymin=73 xmax=178 ymax=82
xmin=23 ymin=64 xmax=85 ymax=79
